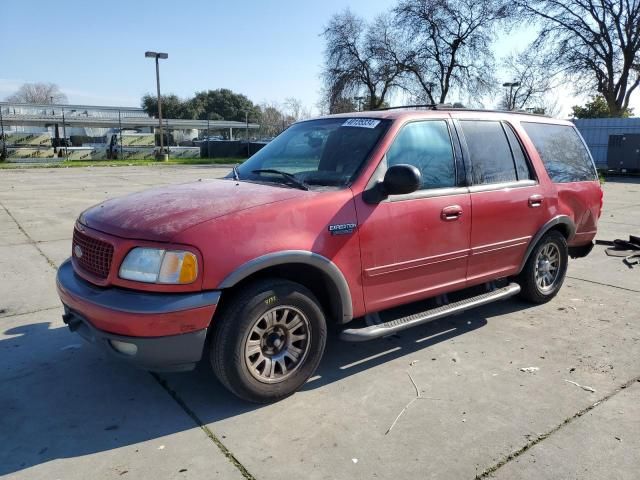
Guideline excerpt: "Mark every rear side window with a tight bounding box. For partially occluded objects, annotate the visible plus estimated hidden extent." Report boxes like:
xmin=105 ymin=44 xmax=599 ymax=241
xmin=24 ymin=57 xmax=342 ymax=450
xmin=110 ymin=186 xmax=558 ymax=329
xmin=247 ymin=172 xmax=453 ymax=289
xmin=460 ymin=120 xmax=518 ymax=184
xmin=386 ymin=120 xmax=456 ymax=190
xmin=503 ymin=124 xmax=533 ymax=180
xmin=521 ymin=123 xmax=597 ymax=183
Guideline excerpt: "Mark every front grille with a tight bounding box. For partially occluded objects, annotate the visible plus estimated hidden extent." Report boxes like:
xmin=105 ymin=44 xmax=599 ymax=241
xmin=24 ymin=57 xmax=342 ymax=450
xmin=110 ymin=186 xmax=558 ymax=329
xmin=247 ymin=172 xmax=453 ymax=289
xmin=72 ymin=228 xmax=114 ymax=279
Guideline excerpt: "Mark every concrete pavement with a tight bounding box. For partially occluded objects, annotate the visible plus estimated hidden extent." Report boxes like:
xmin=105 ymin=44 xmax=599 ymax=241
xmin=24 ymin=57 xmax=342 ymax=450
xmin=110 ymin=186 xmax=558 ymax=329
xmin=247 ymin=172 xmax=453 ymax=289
xmin=1 ymin=166 xmax=638 ymax=479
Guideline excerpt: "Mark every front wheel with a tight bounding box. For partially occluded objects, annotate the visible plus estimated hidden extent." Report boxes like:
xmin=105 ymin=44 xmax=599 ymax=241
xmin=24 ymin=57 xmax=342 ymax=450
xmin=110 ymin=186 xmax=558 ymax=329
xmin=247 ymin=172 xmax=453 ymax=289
xmin=517 ymin=230 xmax=568 ymax=303
xmin=210 ymin=279 xmax=327 ymax=403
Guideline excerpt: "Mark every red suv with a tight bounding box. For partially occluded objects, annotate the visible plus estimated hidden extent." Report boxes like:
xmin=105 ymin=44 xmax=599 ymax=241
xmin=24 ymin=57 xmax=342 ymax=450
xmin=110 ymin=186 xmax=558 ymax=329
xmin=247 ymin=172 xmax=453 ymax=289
xmin=57 ymin=108 xmax=603 ymax=402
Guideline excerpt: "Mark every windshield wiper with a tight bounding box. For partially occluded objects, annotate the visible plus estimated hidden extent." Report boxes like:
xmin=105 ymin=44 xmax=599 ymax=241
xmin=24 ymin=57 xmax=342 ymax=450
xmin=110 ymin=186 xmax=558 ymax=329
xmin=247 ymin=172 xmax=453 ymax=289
xmin=232 ymin=165 xmax=240 ymax=181
xmin=251 ymin=169 xmax=309 ymax=191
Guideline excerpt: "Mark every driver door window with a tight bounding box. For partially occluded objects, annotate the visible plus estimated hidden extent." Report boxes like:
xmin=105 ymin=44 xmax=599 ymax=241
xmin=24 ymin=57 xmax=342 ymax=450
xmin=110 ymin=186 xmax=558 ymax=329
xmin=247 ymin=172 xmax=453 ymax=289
xmin=386 ymin=121 xmax=456 ymax=190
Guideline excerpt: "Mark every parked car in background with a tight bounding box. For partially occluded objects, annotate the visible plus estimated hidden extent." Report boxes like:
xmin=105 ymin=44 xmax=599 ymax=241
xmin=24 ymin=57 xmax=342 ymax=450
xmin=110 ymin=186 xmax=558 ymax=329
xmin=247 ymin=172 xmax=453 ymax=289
xmin=57 ymin=107 xmax=602 ymax=402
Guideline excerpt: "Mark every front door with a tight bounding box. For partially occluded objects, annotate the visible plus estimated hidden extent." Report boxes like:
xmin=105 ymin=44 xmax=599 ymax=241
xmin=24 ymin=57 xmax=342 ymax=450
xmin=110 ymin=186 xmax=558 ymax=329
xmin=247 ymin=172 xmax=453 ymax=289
xmin=355 ymin=119 xmax=471 ymax=313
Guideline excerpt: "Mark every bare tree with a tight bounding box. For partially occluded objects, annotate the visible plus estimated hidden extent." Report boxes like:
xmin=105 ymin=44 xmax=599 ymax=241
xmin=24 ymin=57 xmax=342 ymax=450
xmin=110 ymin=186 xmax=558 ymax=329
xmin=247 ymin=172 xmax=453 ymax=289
xmin=283 ymin=97 xmax=312 ymax=121
xmin=537 ymin=96 xmax=562 ymax=117
xmin=257 ymin=102 xmax=295 ymax=137
xmin=5 ymin=82 xmax=68 ymax=104
xmin=518 ymin=0 xmax=640 ymax=117
xmin=499 ymin=48 xmax=557 ymax=111
xmin=321 ymin=10 xmax=406 ymax=111
xmin=395 ymin=0 xmax=511 ymax=104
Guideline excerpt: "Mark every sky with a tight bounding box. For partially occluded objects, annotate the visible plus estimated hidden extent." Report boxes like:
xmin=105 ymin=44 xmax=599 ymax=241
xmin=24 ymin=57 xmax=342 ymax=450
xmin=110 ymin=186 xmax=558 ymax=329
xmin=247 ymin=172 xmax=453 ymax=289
xmin=1 ymin=0 xmax=638 ymax=117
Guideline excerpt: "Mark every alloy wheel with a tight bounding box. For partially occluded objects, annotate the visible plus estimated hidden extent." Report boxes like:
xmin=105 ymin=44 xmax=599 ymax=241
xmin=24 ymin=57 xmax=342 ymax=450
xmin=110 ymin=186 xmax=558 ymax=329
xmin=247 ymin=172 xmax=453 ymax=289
xmin=244 ymin=306 xmax=311 ymax=384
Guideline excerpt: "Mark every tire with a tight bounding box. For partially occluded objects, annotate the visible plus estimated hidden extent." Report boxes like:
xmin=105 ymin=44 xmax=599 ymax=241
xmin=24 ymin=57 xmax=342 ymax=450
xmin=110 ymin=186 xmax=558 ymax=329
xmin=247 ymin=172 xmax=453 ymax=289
xmin=210 ymin=278 xmax=327 ymax=403
xmin=517 ymin=230 xmax=568 ymax=304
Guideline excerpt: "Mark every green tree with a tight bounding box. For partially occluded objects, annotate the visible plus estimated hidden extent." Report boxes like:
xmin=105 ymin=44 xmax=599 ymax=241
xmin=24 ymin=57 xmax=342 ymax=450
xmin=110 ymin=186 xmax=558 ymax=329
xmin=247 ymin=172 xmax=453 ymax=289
xmin=191 ymin=89 xmax=260 ymax=122
xmin=571 ymin=95 xmax=634 ymax=119
xmin=141 ymin=94 xmax=198 ymax=119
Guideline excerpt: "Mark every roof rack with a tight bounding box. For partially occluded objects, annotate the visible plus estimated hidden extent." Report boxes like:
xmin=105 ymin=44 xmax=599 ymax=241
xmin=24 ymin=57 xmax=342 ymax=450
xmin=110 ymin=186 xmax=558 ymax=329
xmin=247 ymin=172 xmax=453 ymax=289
xmin=375 ymin=104 xmax=439 ymax=111
xmin=373 ymin=104 xmax=549 ymax=117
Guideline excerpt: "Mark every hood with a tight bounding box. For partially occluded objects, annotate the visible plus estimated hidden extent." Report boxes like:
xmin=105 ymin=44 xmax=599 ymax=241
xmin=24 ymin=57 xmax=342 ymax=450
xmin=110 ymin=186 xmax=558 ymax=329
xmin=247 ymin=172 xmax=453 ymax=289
xmin=79 ymin=179 xmax=307 ymax=241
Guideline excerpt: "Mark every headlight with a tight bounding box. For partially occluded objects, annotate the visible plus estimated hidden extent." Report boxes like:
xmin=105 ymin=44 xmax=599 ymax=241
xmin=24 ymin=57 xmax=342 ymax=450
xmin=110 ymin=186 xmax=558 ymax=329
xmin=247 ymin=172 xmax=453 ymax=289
xmin=119 ymin=248 xmax=198 ymax=284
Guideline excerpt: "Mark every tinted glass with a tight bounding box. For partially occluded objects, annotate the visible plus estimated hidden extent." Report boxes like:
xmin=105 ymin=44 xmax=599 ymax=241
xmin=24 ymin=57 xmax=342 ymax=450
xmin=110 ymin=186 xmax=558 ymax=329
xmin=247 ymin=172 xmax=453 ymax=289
xmin=503 ymin=124 xmax=532 ymax=180
xmin=237 ymin=118 xmax=390 ymax=187
xmin=521 ymin=122 xmax=597 ymax=183
xmin=386 ymin=121 xmax=456 ymax=189
xmin=460 ymin=120 xmax=517 ymax=184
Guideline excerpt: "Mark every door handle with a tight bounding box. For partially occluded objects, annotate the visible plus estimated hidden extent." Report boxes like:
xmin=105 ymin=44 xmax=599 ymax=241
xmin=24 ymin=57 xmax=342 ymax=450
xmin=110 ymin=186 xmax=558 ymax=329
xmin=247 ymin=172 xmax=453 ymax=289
xmin=441 ymin=205 xmax=463 ymax=221
xmin=528 ymin=194 xmax=544 ymax=208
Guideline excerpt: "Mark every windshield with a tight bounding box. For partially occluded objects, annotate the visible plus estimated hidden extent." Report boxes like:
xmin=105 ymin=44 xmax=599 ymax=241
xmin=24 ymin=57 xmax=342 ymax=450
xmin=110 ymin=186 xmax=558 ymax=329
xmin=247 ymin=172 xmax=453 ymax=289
xmin=234 ymin=117 xmax=391 ymax=188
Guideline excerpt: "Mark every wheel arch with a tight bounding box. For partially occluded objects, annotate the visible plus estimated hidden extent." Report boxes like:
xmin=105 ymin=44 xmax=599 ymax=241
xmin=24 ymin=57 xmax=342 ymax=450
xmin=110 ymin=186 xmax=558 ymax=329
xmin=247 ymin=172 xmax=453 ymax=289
xmin=517 ymin=215 xmax=575 ymax=274
xmin=218 ymin=251 xmax=353 ymax=324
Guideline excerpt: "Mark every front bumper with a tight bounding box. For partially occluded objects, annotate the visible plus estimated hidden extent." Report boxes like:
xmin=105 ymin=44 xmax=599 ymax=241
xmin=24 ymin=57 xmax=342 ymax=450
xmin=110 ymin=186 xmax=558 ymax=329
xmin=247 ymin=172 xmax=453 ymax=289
xmin=56 ymin=258 xmax=220 ymax=371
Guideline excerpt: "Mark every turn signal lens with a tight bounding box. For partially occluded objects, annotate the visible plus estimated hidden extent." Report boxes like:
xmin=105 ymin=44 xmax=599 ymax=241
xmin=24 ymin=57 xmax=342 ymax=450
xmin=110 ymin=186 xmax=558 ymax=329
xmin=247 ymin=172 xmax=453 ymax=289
xmin=179 ymin=253 xmax=198 ymax=283
xmin=158 ymin=251 xmax=198 ymax=284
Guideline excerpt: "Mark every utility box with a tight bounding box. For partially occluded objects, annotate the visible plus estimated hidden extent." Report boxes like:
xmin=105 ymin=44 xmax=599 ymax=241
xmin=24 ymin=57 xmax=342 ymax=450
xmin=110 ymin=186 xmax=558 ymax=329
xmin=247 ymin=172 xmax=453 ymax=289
xmin=607 ymin=134 xmax=640 ymax=172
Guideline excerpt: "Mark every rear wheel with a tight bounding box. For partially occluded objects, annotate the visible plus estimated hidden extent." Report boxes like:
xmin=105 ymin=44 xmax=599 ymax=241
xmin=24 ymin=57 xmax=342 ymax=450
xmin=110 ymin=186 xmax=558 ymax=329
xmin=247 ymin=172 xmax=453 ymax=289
xmin=518 ymin=230 xmax=568 ymax=303
xmin=210 ymin=279 xmax=326 ymax=403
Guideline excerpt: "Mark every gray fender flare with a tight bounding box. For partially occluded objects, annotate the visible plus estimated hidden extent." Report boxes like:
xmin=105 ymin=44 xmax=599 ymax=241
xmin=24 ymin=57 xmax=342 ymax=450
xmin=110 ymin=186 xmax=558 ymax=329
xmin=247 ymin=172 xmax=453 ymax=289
xmin=219 ymin=250 xmax=353 ymax=322
xmin=518 ymin=215 xmax=576 ymax=274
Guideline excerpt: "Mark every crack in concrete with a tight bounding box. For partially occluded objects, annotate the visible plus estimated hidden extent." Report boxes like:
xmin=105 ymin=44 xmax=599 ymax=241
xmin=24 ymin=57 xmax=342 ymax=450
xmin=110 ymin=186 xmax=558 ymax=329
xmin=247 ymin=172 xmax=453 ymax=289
xmin=0 ymin=305 xmax=60 ymax=319
xmin=150 ymin=373 xmax=257 ymax=480
xmin=0 ymin=237 xmax=70 ymax=248
xmin=567 ymin=275 xmax=640 ymax=293
xmin=475 ymin=374 xmax=640 ymax=479
xmin=0 ymin=201 xmax=58 ymax=271
xmin=598 ymin=219 xmax=640 ymax=227
xmin=385 ymin=370 xmax=441 ymax=435
xmin=602 ymin=201 xmax=640 ymax=212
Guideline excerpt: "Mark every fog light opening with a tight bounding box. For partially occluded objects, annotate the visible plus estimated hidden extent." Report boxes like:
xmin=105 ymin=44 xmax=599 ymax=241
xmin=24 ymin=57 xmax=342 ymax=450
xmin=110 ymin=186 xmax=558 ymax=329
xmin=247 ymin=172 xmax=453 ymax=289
xmin=109 ymin=340 xmax=138 ymax=356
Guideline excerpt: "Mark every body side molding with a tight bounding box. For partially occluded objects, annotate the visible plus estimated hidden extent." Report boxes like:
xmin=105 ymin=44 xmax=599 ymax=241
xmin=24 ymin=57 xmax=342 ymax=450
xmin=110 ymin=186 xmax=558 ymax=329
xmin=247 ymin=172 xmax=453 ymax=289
xmin=517 ymin=215 xmax=576 ymax=274
xmin=219 ymin=250 xmax=353 ymax=322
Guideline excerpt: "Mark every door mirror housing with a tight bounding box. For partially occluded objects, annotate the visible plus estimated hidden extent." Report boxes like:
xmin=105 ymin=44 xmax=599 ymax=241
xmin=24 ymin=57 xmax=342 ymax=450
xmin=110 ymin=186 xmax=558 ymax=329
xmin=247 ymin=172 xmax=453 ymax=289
xmin=363 ymin=164 xmax=422 ymax=203
xmin=383 ymin=164 xmax=422 ymax=195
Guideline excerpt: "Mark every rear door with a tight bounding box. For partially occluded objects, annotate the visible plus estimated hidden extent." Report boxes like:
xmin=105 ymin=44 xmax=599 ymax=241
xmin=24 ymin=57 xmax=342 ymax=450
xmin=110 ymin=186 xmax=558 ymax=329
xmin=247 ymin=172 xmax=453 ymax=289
xmin=456 ymin=119 xmax=548 ymax=284
xmin=520 ymin=121 xmax=601 ymax=246
xmin=355 ymin=118 xmax=471 ymax=313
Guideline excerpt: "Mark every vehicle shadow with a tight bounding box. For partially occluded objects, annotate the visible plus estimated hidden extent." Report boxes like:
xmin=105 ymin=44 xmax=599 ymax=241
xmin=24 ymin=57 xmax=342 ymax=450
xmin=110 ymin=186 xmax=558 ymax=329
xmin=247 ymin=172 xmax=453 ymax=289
xmin=0 ymin=298 xmax=528 ymax=476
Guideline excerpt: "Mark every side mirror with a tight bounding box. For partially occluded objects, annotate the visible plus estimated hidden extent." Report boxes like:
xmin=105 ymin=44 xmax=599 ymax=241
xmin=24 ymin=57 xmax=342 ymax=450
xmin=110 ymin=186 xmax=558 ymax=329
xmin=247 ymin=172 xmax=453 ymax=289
xmin=383 ymin=164 xmax=422 ymax=196
xmin=363 ymin=164 xmax=422 ymax=203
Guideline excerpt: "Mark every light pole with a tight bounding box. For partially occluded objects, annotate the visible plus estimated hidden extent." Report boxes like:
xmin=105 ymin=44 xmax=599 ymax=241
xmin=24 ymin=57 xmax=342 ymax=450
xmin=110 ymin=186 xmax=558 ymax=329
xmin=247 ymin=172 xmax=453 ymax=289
xmin=62 ymin=106 xmax=67 ymax=159
xmin=118 ymin=109 xmax=124 ymax=159
xmin=502 ymin=82 xmax=520 ymax=110
xmin=0 ymin=104 xmax=6 ymax=160
xmin=206 ymin=114 xmax=211 ymax=159
xmin=145 ymin=51 xmax=168 ymax=160
xmin=245 ymin=111 xmax=250 ymax=157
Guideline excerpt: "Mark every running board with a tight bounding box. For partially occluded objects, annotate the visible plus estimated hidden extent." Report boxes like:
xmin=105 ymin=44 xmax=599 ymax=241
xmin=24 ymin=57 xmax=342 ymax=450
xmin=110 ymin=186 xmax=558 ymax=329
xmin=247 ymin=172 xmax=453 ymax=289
xmin=340 ymin=283 xmax=521 ymax=342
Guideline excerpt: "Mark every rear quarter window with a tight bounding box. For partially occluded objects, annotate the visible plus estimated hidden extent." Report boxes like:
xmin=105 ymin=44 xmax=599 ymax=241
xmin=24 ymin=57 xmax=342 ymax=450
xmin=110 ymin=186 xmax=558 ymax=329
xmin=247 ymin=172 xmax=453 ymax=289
xmin=521 ymin=122 xmax=597 ymax=183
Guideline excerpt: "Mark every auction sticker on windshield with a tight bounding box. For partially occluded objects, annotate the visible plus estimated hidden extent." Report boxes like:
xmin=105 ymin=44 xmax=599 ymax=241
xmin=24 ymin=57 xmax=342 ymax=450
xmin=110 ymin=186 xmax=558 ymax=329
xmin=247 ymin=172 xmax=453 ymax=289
xmin=342 ymin=118 xmax=381 ymax=128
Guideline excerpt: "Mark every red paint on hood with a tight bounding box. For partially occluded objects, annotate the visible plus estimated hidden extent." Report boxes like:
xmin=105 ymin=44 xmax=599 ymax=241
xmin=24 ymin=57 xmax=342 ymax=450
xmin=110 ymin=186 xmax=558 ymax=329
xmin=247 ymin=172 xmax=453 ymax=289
xmin=79 ymin=179 xmax=306 ymax=241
